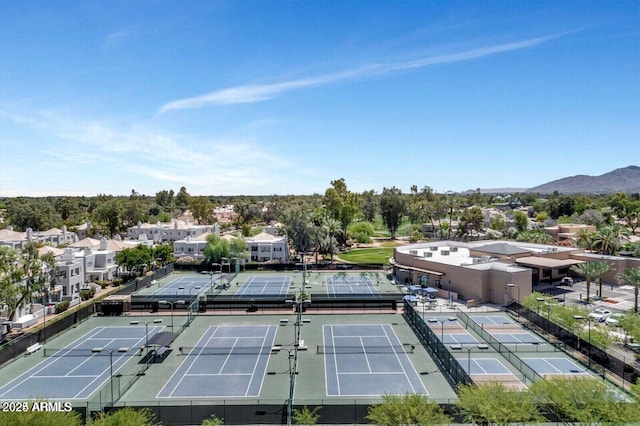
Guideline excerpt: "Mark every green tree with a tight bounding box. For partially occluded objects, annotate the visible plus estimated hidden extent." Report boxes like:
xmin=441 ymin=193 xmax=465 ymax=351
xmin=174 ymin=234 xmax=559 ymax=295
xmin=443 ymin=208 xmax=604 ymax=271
xmin=617 ymin=267 xmax=640 ymax=312
xmin=153 ymin=244 xmax=174 ymax=266
xmin=574 ymin=228 xmax=597 ymax=251
xmin=0 ymin=403 xmax=82 ymax=426
xmin=283 ymin=206 xmax=316 ymax=256
xmin=116 ymin=245 xmax=154 ymax=275
xmin=324 ymin=178 xmax=358 ymax=243
xmin=592 ymin=260 xmax=611 ymax=299
xmin=175 ymin=186 xmax=190 ymax=213
xmin=379 ymin=187 xmax=406 ymax=239
xmin=203 ymin=234 xmax=230 ymax=265
xmin=366 ymin=393 xmax=451 ymax=426
xmin=292 ymin=406 xmax=321 ymax=425
xmin=94 ymin=199 xmax=122 ymax=237
xmin=594 ymin=224 xmax=629 ymax=255
xmin=201 ymin=414 xmax=224 ymax=425
xmin=89 ymin=407 xmax=159 ymax=426
xmin=571 ymin=261 xmax=601 ymax=303
xmin=360 ymin=190 xmax=378 ymax=223
xmin=456 ymin=382 xmax=542 ymax=425
xmin=0 ymin=244 xmax=56 ymax=321
xmin=155 ymin=189 xmax=175 ymax=212
xmin=190 ymin=196 xmax=215 ymax=224
xmin=530 ymin=376 xmax=640 ymax=426
xmin=350 ymin=221 xmax=375 ymax=244
xmin=457 ymin=206 xmax=484 ymax=239
xmin=513 ymin=210 xmax=529 ymax=232
xmin=321 ymin=217 xmax=341 ymax=262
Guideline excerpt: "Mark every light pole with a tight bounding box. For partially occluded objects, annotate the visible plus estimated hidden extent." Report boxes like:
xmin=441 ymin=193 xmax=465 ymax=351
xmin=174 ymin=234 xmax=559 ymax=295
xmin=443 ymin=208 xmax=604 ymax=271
xmin=92 ymin=347 xmax=129 ymax=406
xmin=130 ymin=319 xmax=162 ymax=359
xmin=428 ymin=317 xmax=457 ymax=342
xmin=573 ymin=315 xmax=591 ymax=367
xmin=41 ymin=294 xmax=47 ymax=345
xmin=451 ymin=343 xmax=489 ymax=376
xmin=158 ymin=300 xmax=184 ymax=330
xmin=283 ymin=348 xmax=296 ymax=426
xmin=536 ymin=297 xmax=551 ymax=339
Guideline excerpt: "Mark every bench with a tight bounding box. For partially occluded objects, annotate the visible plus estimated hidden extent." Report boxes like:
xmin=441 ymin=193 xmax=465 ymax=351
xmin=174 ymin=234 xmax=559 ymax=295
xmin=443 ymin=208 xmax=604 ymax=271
xmin=279 ymin=319 xmax=289 ymax=325
xmin=26 ymin=342 xmax=42 ymax=355
xmin=271 ymin=345 xmax=282 ymax=352
xmin=152 ymin=346 xmax=170 ymax=361
xmin=297 ymin=340 xmax=307 ymax=350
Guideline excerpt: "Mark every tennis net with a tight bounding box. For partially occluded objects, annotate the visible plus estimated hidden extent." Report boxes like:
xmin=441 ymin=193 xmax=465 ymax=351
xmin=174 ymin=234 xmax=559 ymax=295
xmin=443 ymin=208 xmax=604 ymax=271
xmin=43 ymin=348 xmax=139 ymax=357
xmin=317 ymin=344 xmax=414 ymax=354
xmin=177 ymin=346 xmax=273 ymax=355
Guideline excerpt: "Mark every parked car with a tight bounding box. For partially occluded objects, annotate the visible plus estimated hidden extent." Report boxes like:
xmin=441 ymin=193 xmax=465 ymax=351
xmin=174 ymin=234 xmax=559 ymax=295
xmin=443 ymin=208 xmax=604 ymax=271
xmin=560 ymin=277 xmax=573 ymax=286
xmin=605 ymin=313 xmax=625 ymax=326
xmin=589 ymin=308 xmax=612 ymax=323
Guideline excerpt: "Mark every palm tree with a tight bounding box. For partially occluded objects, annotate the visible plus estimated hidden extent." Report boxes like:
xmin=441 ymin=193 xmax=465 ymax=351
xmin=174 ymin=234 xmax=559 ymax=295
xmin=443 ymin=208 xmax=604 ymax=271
xmin=592 ymin=260 xmax=611 ymax=299
xmin=571 ymin=261 xmax=600 ymax=303
xmin=594 ymin=224 xmax=629 ymax=255
xmin=617 ymin=267 xmax=640 ymax=312
xmin=573 ymin=229 xmax=596 ymax=251
xmin=323 ymin=217 xmax=341 ymax=264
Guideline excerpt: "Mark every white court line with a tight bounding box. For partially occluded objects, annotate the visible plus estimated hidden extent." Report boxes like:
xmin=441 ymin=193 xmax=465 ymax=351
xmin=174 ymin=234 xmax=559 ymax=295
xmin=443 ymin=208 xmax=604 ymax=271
xmin=381 ymin=325 xmax=424 ymax=394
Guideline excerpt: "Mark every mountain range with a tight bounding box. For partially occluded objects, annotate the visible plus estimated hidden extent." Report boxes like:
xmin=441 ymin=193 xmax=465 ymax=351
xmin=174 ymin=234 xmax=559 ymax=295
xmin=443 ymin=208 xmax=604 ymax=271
xmin=479 ymin=166 xmax=640 ymax=194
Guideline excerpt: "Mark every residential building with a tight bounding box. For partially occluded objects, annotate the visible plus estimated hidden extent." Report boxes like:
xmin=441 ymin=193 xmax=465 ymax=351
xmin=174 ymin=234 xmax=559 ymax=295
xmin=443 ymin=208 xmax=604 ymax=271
xmin=245 ymin=230 xmax=288 ymax=263
xmin=127 ymin=219 xmax=218 ymax=243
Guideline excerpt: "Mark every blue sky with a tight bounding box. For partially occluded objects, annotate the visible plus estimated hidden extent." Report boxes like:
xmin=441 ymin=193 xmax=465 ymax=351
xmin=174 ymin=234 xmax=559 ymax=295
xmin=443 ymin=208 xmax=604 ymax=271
xmin=1 ymin=1 xmax=638 ymax=197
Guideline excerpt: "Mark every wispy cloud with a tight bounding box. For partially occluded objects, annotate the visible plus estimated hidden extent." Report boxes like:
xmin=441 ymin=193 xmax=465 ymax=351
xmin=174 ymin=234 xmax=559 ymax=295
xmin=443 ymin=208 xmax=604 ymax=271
xmin=159 ymin=32 xmax=569 ymax=113
xmin=0 ymin=108 xmax=294 ymax=195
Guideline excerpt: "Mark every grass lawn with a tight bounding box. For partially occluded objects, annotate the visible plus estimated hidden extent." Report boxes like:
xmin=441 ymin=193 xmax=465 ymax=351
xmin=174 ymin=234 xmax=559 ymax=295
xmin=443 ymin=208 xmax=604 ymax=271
xmin=338 ymin=247 xmax=394 ymax=264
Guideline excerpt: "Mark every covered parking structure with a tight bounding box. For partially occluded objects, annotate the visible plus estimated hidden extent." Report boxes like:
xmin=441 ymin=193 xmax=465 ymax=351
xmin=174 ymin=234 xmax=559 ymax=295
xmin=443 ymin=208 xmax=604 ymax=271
xmin=514 ymin=257 xmax=583 ymax=284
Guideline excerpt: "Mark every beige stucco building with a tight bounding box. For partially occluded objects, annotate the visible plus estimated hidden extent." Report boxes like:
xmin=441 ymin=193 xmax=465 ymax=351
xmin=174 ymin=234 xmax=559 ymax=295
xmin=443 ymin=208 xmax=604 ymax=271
xmin=392 ymin=240 xmax=640 ymax=305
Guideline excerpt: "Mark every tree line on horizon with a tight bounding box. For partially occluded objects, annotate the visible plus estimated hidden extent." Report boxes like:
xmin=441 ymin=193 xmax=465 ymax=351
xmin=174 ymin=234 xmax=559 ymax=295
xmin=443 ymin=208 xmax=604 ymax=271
xmin=1 ymin=181 xmax=639 ymax=254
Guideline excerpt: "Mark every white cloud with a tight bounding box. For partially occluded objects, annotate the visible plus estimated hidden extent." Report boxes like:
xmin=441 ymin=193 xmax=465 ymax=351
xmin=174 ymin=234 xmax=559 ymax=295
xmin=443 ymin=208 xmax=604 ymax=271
xmin=0 ymin=108 xmax=295 ymax=196
xmin=159 ymin=32 xmax=569 ymax=112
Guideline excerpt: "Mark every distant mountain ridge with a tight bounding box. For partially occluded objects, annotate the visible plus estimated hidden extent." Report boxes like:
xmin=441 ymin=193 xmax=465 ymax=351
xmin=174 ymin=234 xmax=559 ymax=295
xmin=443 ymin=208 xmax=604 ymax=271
xmin=527 ymin=166 xmax=640 ymax=194
xmin=476 ymin=166 xmax=640 ymax=194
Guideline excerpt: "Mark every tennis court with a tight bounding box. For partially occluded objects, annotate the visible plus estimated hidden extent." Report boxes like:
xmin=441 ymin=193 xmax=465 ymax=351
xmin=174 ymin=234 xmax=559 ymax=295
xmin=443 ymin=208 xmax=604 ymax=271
xmin=0 ymin=326 xmax=161 ymax=400
xmin=469 ymin=314 xmax=515 ymax=325
xmin=426 ymin=318 xmax=479 ymax=344
xmin=325 ymin=274 xmax=379 ymax=298
xmin=149 ymin=276 xmax=213 ymax=299
xmin=322 ymin=324 xmax=426 ymax=396
xmin=456 ymin=357 xmax=526 ymax=389
xmin=157 ymin=325 xmax=277 ymax=398
xmin=521 ymin=357 xmax=589 ymax=377
xmin=233 ymin=276 xmax=292 ymax=298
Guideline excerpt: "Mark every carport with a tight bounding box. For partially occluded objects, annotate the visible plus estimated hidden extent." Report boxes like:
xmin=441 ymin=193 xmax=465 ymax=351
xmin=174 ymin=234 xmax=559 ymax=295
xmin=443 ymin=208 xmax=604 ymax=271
xmin=515 ymin=257 xmax=583 ymax=284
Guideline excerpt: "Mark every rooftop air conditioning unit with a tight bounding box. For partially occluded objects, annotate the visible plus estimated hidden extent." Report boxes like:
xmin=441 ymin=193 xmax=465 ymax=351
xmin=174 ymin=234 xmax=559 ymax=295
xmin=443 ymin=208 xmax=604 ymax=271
xmin=430 ymin=246 xmax=438 ymax=251
xmin=424 ymin=252 xmax=433 ymax=258
xmin=450 ymin=247 xmax=458 ymax=252
xmin=441 ymin=250 xmax=450 ymax=256
xmin=410 ymin=250 xmax=418 ymax=255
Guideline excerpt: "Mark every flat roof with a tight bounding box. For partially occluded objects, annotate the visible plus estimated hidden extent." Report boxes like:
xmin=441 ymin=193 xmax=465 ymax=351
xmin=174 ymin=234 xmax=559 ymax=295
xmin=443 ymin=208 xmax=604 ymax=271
xmin=515 ymin=257 xmax=583 ymax=268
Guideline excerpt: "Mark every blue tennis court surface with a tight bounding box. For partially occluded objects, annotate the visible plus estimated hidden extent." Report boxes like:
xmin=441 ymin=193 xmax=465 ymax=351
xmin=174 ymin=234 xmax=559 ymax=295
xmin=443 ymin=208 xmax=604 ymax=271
xmin=0 ymin=326 xmax=161 ymax=400
xmin=456 ymin=357 xmax=511 ymax=375
xmin=157 ymin=325 xmax=276 ymax=398
xmin=233 ymin=276 xmax=292 ymax=298
xmin=323 ymin=324 xmax=426 ymax=396
xmin=325 ymin=275 xmax=379 ymax=298
xmin=469 ymin=314 xmax=515 ymax=325
xmin=426 ymin=319 xmax=478 ymax=344
xmin=149 ymin=276 xmax=212 ymax=299
xmin=521 ymin=357 xmax=588 ymax=376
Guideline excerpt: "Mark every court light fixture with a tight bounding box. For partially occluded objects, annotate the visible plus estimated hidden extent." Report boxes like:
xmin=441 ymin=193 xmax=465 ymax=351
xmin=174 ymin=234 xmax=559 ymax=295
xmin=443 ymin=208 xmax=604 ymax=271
xmin=91 ymin=347 xmax=129 ymax=406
